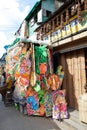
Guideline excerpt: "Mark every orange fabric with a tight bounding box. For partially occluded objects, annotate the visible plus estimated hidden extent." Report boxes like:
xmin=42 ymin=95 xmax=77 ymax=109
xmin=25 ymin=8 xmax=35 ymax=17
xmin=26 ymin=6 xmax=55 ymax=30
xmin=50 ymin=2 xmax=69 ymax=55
xmin=39 ymin=63 xmax=47 ymax=74
xmin=13 ymin=55 xmax=19 ymax=61
xmin=38 ymin=105 xmax=45 ymax=116
xmin=14 ymin=72 xmax=20 ymax=78
xmin=47 ymin=74 xmax=60 ymax=90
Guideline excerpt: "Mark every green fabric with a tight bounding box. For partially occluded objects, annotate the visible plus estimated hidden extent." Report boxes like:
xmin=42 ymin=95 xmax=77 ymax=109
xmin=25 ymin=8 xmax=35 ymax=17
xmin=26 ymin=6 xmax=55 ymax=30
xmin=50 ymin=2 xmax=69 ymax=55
xmin=14 ymin=103 xmax=19 ymax=110
xmin=33 ymin=80 xmax=41 ymax=92
xmin=33 ymin=83 xmax=41 ymax=92
xmin=8 ymin=69 xmax=14 ymax=75
xmin=15 ymin=64 xmax=19 ymax=71
xmin=38 ymin=90 xmax=45 ymax=105
xmin=35 ymin=45 xmax=47 ymax=74
xmin=20 ymin=54 xmax=26 ymax=62
xmin=42 ymin=77 xmax=46 ymax=87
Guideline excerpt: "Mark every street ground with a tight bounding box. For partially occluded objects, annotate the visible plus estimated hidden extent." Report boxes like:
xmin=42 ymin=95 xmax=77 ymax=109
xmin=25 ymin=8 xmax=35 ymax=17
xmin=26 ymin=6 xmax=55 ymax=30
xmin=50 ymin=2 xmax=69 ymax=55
xmin=0 ymin=94 xmax=60 ymax=130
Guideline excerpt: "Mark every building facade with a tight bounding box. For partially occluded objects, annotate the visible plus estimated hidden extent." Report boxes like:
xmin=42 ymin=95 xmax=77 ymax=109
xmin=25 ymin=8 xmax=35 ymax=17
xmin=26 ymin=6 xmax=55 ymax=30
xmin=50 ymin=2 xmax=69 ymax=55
xmin=35 ymin=0 xmax=87 ymax=109
xmin=15 ymin=0 xmax=63 ymax=40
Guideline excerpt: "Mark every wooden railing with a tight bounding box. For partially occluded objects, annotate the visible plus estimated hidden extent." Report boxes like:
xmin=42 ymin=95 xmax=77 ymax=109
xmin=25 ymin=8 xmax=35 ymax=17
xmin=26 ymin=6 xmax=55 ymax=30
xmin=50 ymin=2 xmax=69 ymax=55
xmin=36 ymin=0 xmax=87 ymax=42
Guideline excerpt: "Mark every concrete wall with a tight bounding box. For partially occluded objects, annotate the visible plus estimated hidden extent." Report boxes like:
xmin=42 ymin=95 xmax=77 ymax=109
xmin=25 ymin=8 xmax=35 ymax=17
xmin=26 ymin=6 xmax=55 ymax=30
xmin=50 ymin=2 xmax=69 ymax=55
xmin=42 ymin=0 xmax=55 ymax=13
xmin=29 ymin=22 xmax=39 ymax=37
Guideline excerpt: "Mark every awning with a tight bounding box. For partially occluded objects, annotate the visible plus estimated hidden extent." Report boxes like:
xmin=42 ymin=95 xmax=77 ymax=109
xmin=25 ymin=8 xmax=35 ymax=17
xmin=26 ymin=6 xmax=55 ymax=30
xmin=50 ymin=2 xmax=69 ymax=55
xmin=7 ymin=37 xmax=51 ymax=52
xmin=59 ymin=44 xmax=87 ymax=53
xmin=20 ymin=38 xmax=50 ymax=45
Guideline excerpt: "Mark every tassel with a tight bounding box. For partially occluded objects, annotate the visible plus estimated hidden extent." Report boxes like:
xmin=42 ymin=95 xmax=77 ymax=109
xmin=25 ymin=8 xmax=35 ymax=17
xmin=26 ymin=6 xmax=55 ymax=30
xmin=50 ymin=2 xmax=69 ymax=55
xmin=66 ymin=9 xmax=69 ymax=24
xmin=46 ymin=24 xmax=48 ymax=33
xmin=43 ymin=25 xmax=46 ymax=34
xmin=39 ymin=29 xmax=43 ymax=40
xmin=47 ymin=22 xmax=51 ymax=31
xmin=37 ymin=32 xmax=40 ymax=40
xmin=43 ymin=26 xmax=45 ymax=35
xmin=61 ymin=14 xmax=64 ymax=29
xmin=41 ymin=27 xmax=43 ymax=34
xmin=71 ymin=5 xmax=76 ymax=16
xmin=56 ymin=16 xmax=59 ymax=26
xmin=77 ymin=2 xmax=82 ymax=23
xmin=84 ymin=0 xmax=87 ymax=10
xmin=52 ymin=19 xmax=55 ymax=31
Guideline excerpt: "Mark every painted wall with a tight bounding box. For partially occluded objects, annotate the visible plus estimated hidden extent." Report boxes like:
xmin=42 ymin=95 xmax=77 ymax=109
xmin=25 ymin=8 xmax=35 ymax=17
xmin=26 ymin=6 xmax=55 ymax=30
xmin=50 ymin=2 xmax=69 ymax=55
xmin=37 ymin=9 xmax=43 ymax=23
xmin=29 ymin=22 xmax=39 ymax=37
xmin=28 ymin=0 xmax=58 ymax=38
xmin=42 ymin=0 xmax=56 ymax=22
xmin=42 ymin=0 xmax=55 ymax=13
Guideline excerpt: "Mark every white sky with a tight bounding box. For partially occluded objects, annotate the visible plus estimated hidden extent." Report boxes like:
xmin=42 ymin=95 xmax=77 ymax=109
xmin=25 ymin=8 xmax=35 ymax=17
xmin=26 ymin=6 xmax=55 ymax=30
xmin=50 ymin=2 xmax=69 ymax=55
xmin=0 ymin=0 xmax=38 ymax=58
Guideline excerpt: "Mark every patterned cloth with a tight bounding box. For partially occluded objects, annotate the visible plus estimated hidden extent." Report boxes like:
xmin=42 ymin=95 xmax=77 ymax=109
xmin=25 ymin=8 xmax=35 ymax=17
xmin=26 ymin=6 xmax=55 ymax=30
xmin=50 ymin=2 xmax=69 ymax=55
xmin=44 ymin=91 xmax=53 ymax=117
xmin=52 ymin=90 xmax=68 ymax=119
xmin=26 ymin=94 xmax=39 ymax=116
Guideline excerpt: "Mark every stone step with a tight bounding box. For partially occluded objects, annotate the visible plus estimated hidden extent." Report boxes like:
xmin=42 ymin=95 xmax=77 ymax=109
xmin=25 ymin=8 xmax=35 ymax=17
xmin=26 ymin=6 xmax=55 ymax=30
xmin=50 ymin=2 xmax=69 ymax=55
xmin=70 ymin=113 xmax=87 ymax=127
xmin=52 ymin=109 xmax=87 ymax=130
xmin=64 ymin=118 xmax=87 ymax=130
xmin=53 ymin=119 xmax=78 ymax=130
xmin=69 ymin=110 xmax=87 ymax=128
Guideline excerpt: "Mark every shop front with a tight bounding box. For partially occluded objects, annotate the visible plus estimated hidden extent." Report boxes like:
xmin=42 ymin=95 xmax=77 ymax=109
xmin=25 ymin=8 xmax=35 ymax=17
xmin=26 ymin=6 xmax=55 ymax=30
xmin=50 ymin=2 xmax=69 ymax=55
xmin=35 ymin=0 xmax=87 ymax=110
xmin=5 ymin=38 xmax=68 ymax=120
xmin=53 ymin=37 xmax=87 ymax=109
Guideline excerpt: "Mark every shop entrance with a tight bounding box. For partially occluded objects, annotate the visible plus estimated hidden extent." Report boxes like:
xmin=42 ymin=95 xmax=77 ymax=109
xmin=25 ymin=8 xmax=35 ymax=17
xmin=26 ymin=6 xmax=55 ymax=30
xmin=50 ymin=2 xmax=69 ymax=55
xmin=53 ymin=52 xmax=61 ymax=73
xmin=60 ymin=49 xmax=86 ymax=110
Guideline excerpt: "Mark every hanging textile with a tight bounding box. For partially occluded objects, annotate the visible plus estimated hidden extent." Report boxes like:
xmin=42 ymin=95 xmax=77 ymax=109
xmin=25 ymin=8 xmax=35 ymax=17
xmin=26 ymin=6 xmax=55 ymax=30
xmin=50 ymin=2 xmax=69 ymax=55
xmin=44 ymin=91 xmax=53 ymax=117
xmin=52 ymin=90 xmax=68 ymax=120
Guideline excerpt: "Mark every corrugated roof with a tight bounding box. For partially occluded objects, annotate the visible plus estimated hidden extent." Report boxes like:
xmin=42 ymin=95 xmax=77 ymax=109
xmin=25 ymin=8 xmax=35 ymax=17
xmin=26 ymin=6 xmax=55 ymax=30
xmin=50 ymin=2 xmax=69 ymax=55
xmin=25 ymin=1 xmax=41 ymax=21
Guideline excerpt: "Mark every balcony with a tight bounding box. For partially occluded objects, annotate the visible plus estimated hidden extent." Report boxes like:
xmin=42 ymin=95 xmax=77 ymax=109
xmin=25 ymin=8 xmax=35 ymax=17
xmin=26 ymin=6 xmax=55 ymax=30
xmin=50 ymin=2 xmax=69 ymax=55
xmin=36 ymin=0 xmax=87 ymax=46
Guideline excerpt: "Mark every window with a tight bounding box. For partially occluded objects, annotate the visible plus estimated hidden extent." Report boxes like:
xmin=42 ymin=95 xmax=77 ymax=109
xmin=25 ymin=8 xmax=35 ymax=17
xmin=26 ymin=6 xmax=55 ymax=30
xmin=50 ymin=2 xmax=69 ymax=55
xmin=30 ymin=18 xmax=34 ymax=26
xmin=30 ymin=14 xmax=37 ymax=26
xmin=34 ymin=15 xmax=37 ymax=23
xmin=42 ymin=9 xmax=52 ymax=18
xmin=46 ymin=10 xmax=52 ymax=18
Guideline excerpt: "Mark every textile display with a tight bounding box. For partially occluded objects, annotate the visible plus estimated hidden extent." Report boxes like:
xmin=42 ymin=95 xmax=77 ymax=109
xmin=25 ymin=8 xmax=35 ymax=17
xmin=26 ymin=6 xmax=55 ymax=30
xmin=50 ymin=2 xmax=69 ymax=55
xmin=52 ymin=90 xmax=68 ymax=120
xmin=30 ymin=44 xmax=36 ymax=87
xmin=44 ymin=91 xmax=53 ymax=117
xmin=47 ymin=74 xmax=60 ymax=91
xmin=6 ymin=43 xmax=32 ymax=103
xmin=35 ymin=45 xmax=48 ymax=74
xmin=26 ymin=88 xmax=45 ymax=116
xmin=25 ymin=45 xmax=49 ymax=116
xmin=5 ymin=41 xmax=68 ymax=119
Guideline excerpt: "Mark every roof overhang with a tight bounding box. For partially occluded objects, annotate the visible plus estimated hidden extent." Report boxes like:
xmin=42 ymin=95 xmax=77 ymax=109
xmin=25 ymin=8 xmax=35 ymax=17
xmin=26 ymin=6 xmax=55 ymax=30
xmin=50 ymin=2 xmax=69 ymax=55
xmin=25 ymin=1 xmax=41 ymax=21
xmin=7 ymin=37 xmax=51 ymax=52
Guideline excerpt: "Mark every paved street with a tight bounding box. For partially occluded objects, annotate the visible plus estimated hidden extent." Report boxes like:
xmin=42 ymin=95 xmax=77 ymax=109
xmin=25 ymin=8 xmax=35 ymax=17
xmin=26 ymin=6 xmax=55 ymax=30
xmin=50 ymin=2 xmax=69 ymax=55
xmin=0 ymin=94 xmax=60 ymax=130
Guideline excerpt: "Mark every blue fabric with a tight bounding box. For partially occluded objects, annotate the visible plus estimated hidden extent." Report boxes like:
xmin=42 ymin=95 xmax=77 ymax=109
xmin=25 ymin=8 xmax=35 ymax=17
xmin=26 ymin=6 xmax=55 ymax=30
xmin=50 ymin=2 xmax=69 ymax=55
xmin=4 ymin=45 xmax=9 ymax=50
xmin=27 ymin=96 xmax=39 ymax=110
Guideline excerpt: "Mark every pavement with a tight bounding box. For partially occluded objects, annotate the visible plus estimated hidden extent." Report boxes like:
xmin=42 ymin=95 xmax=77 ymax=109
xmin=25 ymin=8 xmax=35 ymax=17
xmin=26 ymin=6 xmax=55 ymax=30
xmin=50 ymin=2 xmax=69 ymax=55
xmin=0 ymin=94 xmax=60 ymax=130
xmin=0 ymin=94 xmax=87 ymax=130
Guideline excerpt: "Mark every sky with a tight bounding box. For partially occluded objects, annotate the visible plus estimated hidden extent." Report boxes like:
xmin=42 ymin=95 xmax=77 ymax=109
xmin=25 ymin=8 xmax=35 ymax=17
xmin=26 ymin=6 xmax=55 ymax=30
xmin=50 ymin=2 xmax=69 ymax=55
xmin=0 ymin=0 xmax=38 ymax=58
